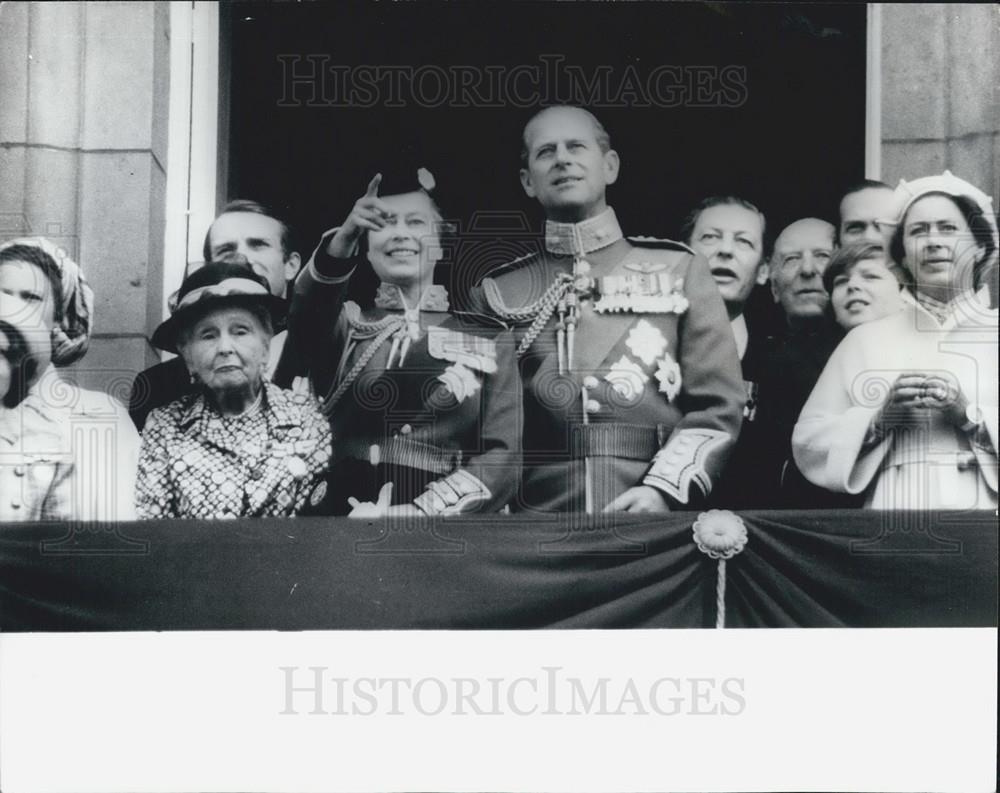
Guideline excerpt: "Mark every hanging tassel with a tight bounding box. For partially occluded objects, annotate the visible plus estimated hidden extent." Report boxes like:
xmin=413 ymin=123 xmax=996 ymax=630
xmin=692 ymin=510 xmax=749 ymax=629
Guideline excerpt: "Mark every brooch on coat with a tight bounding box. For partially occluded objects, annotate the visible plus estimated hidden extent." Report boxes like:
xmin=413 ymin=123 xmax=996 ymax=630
xmin=655 ymin=353 xmax=682 ymax=402
xmin=592 ymin=272 xmax=689 ymax=315
xmin=437 ymin=363 xmax=482 ymax=403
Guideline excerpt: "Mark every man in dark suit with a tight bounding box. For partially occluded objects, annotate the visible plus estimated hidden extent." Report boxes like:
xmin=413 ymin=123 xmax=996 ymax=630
xmin=682 ymin=196 xmax=780 ymax=507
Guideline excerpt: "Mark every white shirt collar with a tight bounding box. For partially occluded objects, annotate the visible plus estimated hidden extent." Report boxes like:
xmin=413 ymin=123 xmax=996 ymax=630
xmin=730 ymin=314 xmax=749 ymax=360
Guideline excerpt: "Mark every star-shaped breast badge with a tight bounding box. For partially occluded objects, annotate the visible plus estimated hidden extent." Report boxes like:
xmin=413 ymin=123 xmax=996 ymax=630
xmin=626 ymin=319 xmax=668 ymax=367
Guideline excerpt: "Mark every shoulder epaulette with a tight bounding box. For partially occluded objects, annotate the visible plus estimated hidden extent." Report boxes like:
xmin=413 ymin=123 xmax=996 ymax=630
xmin=627 ymin=236 xmax=695 ymax=256
xmin=479 ymin=250 xmax=543 ymax=283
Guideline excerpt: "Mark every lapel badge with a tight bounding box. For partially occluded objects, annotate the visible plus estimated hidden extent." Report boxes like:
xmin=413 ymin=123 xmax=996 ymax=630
xmin=655 ymin=353 xmax=682 ymax=402
xmin=604 ymin=355 xmax=649 ymax=402
xmin=309 ymin=480 xmax=328 ymax=508
xmin=743 ymin=380 xmax=759 ymax=422
xmin=626 ymin=319 xmax=668 ymax=366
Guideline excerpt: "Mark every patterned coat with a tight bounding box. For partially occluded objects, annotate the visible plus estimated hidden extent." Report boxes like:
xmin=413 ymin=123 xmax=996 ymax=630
xmin=467 ymin=208 xmax=744 ymax=513
xmin=135 ymin=381 xmax=331 ymax=518
xmin=273 ymin=242 xmax=521 ymax=516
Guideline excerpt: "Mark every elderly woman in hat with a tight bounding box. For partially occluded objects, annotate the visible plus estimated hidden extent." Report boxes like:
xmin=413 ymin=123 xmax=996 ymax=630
xmin=274 ymin=164 xmax=520 ymax=516
xmin=135 ymin=258 xmax=331 ymax=519
xmin=794 ymin=172 xmax=998 ymax=510
xmin=0 ymin=237 xmax=139 ymax=521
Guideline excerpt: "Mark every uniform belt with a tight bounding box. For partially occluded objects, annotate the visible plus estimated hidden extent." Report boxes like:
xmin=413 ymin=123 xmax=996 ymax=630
xmin=570 ymin=423 xmax=664 ymax=461
xmin=339 ymin=436 xmax=459 ymax=476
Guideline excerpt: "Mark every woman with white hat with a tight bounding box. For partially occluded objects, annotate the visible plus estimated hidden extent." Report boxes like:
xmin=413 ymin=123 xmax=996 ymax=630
xmin=793 ymin=171 xmax=998 ymax=510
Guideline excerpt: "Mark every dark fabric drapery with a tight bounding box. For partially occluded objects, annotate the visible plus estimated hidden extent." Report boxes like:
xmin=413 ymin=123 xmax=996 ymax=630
xmin=1 ymin=511 xmax=995 ymax=631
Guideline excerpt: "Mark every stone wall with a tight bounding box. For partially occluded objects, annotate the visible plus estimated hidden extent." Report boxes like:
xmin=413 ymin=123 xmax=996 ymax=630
xmin=0 ymin=1 xmax=169 ymax=393
xmin=881 ymin=3 xmax=999 ymax=200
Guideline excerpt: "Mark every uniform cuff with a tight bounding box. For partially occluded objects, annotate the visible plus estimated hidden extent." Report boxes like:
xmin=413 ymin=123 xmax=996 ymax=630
xmin=643 ymin=428 xmax=730 ymax=504
xmin=413 ymin=469 xmax=491 ymax=516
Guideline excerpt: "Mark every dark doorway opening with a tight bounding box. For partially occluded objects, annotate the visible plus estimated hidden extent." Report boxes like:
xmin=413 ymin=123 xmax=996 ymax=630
xmin=225 ymin=2 xmax=867 ymax=303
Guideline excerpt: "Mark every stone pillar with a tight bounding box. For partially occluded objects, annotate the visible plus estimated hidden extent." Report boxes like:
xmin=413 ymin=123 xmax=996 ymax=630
xmin=881 ymin=3 xmax=1000 ymax=200
xmin=0 ymin=1 xmax=170 ymax=393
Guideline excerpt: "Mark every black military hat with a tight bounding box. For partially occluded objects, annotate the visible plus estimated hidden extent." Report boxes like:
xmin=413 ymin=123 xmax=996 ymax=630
xmin=374 ymin=162 xmax=438 ymax=199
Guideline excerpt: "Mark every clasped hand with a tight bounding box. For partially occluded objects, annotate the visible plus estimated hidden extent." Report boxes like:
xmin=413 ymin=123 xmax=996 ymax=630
xmin=879 ymin=371 xmax=967 ymax=428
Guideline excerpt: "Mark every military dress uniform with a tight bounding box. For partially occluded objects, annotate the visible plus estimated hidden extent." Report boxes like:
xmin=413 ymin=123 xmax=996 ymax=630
xmin=273 ymin=237 xmax=521 ymax=516
xmin=467 ymin=207 xmax=744 ymax=513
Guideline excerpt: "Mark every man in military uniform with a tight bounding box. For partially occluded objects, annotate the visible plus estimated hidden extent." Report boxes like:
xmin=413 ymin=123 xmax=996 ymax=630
xmin=468 ymin=106 xmax=744 ymax=513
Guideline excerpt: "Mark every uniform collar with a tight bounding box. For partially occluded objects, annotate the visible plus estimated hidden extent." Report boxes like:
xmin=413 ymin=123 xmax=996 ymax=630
xmin=373 ymin=283 xmax=450 ymax=312
xmin=544 ymin=207 xmax=623 ymax=256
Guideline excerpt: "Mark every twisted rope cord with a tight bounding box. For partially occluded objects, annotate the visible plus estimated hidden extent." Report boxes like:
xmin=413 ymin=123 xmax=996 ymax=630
xmin=483 ymin=274 xmax=575 ymax=357
xmin=322 ymin=319 xmax=403 ymax=416
xmin=516 ymin=278 xmax=573 ymax=357
xmin=714 ymin=561 xmax=728 ymax=630
xmin=691 ymin=510 xmax=749 ymax=629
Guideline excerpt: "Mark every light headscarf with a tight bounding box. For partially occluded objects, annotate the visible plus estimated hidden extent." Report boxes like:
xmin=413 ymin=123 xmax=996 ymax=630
xmin=0 ymin=236 xmax=94 ymax=366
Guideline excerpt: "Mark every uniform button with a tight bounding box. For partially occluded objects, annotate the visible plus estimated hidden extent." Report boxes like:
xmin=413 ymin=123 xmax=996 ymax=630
xmin=585 ymin=399 xmax=601 ymax=414
xmin=13 ymin=465 xmax=25 ymax=477
xmin=583 ymin=376 xmax=600 ymax=390
xmin=220 ymin=480 xmax=237 ymax=496
xmin=211 ymin=471 xmax=226 ymax=485
xmin=595 ymin=230 xmax=607 ymax=241
xmin=400 ymin=424 xmax=412 ymax=435
xmin=249 ymin=466 xmax=264 ymax=480
xmin=172 ymin=460 xmax=187 ymax=473
xmin=11 ymin=499 xmax=21 ymax=510
xmin=576 ymin=260 xmax=591 ymax=275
